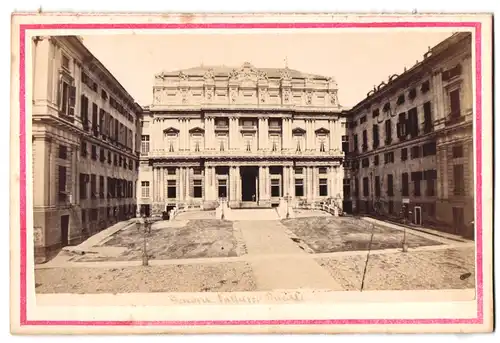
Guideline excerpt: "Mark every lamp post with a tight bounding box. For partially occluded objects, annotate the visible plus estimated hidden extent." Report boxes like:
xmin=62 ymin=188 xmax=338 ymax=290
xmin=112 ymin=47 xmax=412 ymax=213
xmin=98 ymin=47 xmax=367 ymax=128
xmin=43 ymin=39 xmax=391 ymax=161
xmin=401 ymin=205 xmax=410 ymax=253
xmin=285 ymin=194 xmax=291 ymax=219
xmin=142 ymin=216 xmax=150 ymax=266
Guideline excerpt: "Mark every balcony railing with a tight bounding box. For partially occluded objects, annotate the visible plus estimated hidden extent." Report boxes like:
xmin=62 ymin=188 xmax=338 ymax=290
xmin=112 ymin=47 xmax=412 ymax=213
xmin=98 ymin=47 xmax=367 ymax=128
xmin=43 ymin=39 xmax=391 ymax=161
xmin=145 ymin=148 xmax=344 ymax=158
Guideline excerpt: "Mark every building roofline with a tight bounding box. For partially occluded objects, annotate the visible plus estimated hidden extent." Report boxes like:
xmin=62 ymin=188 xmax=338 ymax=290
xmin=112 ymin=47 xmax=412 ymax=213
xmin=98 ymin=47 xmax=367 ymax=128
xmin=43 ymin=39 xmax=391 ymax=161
xmin=347 ymin=32 xmax=471 ymax=115
xmin=64 ymin=36 xmax=143 ymax=114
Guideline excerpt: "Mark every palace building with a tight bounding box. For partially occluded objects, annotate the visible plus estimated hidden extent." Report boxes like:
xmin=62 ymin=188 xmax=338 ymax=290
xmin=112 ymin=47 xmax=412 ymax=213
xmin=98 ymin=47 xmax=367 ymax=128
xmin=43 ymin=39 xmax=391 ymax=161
xmin=343 ymin=32 xmax=474 ymax=238
xmin=32 ymin=36 xmax=142 ymax=262
xmin=138 ymin=62 xmax=346 ymax=215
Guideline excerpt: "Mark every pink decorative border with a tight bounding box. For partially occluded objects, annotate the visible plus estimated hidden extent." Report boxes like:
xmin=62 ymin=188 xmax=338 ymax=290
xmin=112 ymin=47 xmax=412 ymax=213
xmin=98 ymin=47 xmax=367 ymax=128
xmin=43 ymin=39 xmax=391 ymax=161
xmin=18 ymin=21 xmax=483 ymax=327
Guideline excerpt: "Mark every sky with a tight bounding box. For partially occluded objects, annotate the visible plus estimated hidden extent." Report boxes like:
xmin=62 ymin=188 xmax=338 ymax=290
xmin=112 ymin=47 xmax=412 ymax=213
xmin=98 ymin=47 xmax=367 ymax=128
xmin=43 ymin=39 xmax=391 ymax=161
xmin=81 ymin=30 xmax=454 ymax=108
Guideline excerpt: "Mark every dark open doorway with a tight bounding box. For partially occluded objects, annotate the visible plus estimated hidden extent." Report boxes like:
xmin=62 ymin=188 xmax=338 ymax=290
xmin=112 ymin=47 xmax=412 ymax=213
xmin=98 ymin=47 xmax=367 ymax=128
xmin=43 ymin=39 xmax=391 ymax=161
xmin=240 ymin=167 xmax=258 ymax=202
xmin=60 ymin=215 xmax=69 ymax=247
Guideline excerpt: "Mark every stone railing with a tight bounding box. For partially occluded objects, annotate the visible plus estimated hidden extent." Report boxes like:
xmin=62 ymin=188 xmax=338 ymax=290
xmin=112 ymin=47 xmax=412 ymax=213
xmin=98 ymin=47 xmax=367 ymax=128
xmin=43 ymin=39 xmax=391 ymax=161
xmin=167 ymin=202 xmax=204 ymax=221
xmin=293 ymin=198 xmax=343 ymax=217
xmin=146 ymin=149 xmax=344 ymax=159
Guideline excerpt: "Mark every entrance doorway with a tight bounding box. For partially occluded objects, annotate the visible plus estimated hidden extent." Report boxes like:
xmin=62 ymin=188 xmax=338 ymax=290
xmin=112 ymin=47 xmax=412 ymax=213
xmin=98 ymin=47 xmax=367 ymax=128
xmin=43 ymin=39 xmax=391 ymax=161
xmin=60 ymin=215 xmax=69 ymax=247
xmin=452 ymin=207 xmax=465 ymax=235
xmin=240 ymin=167 xmax=258 ymax=202
xmin=414 ymin=206 xmax=422 ymax=226
xmin=140 ymin=204 xmax=151 ymax=217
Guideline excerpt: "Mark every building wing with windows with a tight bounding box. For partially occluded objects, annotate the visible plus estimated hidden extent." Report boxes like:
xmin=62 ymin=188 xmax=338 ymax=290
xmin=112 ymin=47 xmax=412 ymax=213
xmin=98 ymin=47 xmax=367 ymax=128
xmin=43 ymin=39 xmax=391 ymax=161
xmin=31 ymin=36 xmax=142 ymax=262
xmin=343 ymin=32 xmax=473 ymax=238
xmin=138 ymin=62 xmax=346 ymax=215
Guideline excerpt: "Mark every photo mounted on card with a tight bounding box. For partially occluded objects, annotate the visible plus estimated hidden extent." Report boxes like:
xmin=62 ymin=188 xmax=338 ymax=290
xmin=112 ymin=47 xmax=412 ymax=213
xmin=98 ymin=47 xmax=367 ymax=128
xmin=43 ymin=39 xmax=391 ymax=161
xmin=9 ymin=13 xmax=493 ymax=334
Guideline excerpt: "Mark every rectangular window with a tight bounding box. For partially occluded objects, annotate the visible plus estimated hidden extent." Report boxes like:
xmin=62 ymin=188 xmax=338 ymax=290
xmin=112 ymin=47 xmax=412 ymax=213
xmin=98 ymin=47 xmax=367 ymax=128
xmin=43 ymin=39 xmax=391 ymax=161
xmin=362 ymin=177 xmax=369 ymax=196
xmin=375 ymin=176 xmax=381 ymax=196
xmin=362 ymin=130 xmax=368 ymax=151
xmin=193 ymin=168 xmax=202 ymax=175
xmin=397 ymin=112 xmax=407 ymax=139
xmin=167 ymin=180 xmax=177 ymax=199
xmin=401 ymin=148 xmax=408 ymax=161
xmin=374 ymin=155 xmax=379 ymax=166
xmin=295 ymin=179 xmax=304 ymax=197
xmin=98 ymin=176 xmax=104 ymax=198
xmin=107 ymin=151 xmax=112 ymax=164
xmin=193 ymin=180 xmax=202 ymax=198
xmin=362 ymin=158 xmax=369 ymax=168
xmin=360 ymin=116 xmax=367 ymax=124
xmin=62 ymin=54 xmax=70 ymax=69
xmin=294 ymin=167 xmax=303 ymax=175
xmin=80 ymin=142 xmax=87 ymax=158
xmin=80 ymin=95 xmax=89 ymax=130
xmin=218 ymin=179 xmax=227 ymax=198
xmin=341 ymin=135 xmax=349 ymax=153
xmin=79 ymin=173 xmax=87 ymax=199
xmin=91 ymin=145 xmax=97 ymax=160
xmin=58 ymin=145 xmax=68 ymax=160
xmin=422 ymin=141 xmax=437 ymax=156
xmin=453 ymin=164 xmax=465 ymax=195
xmin=452 ymin=145 xmax=464 ymax=158
xmin=318 ymin=167 xmax=327 ymax=174
xmin=372 ymin=124 xmax=380 ymax=148
xmin=271 ymin=179 xmax=281 ymax=197
xmin=387 ymin=174 xmax=394 ymax=196
xmin=412 ymin=172 xmax=422 ymax=196
xmin=141 ymin=181 xmax=150 ymax=198
xmin=141 ymin=135 xmax=150 ymax=153
xmin=425 ymin=169 xmax=437 ymax=196
xmin=319 ymin=178 xmax=328 ymax=196
xmin=343 ymin=178 xmax=351 ymax=198
xmin=402 ymin=173 xmax=409 ymax=196
xmin=384 ymin=152 xmax=394 ymax=164
xmin=353 ymin=134 xmax=358 ymax=152
xmin=423 ymin=101 xmax=433 ymax=133
xmin=450 ymin=89 xmax=461 ymax=118
xmin=411 ymin=145 xmax=421 ymax=159
xmin=92 ymin=103 xmax=98 ymax=135
xmin=99 ymin=148 xmax=106 ymax=163
xmin=408 ymin=107 xmax=419 ymax=138
xmin=167 ymin=168 xmax=176 ymax=175
xmin=385 ymin=120 xmax=392 ymax=144
xmin=90 ymin=174 xmax=97 ymax=198
xmin=354 ymin=178 xmax=359 ymax=196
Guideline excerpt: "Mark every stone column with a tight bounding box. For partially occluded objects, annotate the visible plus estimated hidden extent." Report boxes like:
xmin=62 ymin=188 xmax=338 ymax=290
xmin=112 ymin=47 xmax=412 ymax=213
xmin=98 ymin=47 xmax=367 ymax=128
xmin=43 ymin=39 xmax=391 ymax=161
xmin=289 ymin=166 xmax=295 ymax=200
xmin=329 ymin=120 xmax=335 ymax=151
xmin=262 ymin=117 xmax=268 ymax=150
xmin=178 ymin=167 xmax=184 ymax=201
xmin=236 ymin=166 xmax=241 ymax=202
xmin=328 ymin=166 xmax=334 ymax=198
xmin=311 ymin=167 xmax=317 ymax=201
xmin=211 ymin=166 xmax=217 ymax=199
xmin=185 ymin=119 xmax=190 ymax=151
xmin=336 ymin=165 xmax=343 ymax=199
xmin=151 ymin=166 xmax=156 ymax=201
xmin=159 ymin=168 xmax=165 ymax=203
xmin=185 ymin=167 xmax=190 ymax=202
xmin=204 ymin=167 xmax=210 ymax=201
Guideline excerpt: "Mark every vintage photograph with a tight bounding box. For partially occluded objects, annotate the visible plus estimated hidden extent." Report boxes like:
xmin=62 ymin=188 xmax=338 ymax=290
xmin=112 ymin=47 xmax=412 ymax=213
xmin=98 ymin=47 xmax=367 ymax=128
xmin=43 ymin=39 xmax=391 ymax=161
xmin=10 ymin=13 xmax=493 ymax=334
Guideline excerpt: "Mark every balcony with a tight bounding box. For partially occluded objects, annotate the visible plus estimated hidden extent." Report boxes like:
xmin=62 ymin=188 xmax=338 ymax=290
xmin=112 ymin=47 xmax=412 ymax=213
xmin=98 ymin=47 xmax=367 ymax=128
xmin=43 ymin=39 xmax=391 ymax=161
xmin=146 ymin=148 xmax=344 ymax=159
xmin=445 ymin=113 xmax=466 ymax=126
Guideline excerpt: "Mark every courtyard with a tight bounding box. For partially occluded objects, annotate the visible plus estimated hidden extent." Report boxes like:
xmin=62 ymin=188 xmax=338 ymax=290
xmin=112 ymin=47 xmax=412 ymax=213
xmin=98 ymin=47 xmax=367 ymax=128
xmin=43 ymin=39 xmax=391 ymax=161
xmin=35 ymin=212 xmax=476 ymax=294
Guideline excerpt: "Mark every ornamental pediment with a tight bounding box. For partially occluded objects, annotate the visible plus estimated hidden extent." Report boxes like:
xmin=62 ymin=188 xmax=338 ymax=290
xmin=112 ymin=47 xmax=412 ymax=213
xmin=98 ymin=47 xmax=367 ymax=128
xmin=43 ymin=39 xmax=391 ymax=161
xmin=189 ymin=127 xmax=205 ymax=134
xmin=163 ymin=127 xmax=180 ymax=134
xmin=315 ymin=127 xmax=330 ymax=134
xmin=292 ymin=127 xmax=306 ymax=134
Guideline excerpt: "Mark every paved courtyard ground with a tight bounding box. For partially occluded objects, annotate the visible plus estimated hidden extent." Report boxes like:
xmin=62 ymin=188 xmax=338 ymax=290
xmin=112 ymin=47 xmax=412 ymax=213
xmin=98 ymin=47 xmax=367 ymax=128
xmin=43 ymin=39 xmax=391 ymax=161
xmin=75 ymin=219 xmax=244 ymax=262
xmin=281 ymin=216 xmax=442 ymax=253
xmin=35 ymin=211 xmax=476 ymax=294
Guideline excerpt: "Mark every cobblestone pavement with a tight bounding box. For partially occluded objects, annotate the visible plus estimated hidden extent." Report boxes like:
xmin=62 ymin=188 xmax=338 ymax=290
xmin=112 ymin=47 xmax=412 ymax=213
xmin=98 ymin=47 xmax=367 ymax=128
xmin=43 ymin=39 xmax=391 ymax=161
xmin=35 ymin=262 xmax=256 ymax=294
xmin=281 ymin=216 xmax=442 ymax=253
xmin=317 ymin=246 xmax=475 ymax=291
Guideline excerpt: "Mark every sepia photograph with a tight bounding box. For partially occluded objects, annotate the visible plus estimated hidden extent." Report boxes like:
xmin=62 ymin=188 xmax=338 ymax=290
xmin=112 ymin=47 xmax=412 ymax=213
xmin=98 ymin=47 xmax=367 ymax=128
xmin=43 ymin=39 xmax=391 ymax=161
xmin=10 ymin=13 xmax=493 ymax=334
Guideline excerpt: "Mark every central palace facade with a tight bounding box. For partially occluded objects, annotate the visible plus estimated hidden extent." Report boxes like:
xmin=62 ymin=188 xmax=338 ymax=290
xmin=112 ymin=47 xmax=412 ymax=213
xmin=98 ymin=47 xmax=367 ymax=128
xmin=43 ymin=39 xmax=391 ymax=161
xmin=138 ymin=62 xmax=346 ymax=215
